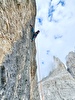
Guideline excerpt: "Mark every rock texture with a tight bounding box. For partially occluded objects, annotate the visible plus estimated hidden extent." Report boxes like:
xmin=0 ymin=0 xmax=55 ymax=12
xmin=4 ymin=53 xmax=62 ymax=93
xmin=0 ymin=0 xmax=40 ymax=100
xmin=38 ymin=56 xmax=75 ymax=100
xmin=66 ymin=51 xmax=75 ymax=79
xmin=1 ymin=1 xmax=75 ymax=100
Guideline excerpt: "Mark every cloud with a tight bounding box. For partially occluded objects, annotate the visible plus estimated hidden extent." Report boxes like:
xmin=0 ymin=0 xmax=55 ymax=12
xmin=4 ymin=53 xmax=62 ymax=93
xmin=46 ymin=50 xmax=50 ymax=55
xmin=42 ymin=61 xmax=44 ymax=64
xmin=48 ymin=5 xmax=55 ymax=21
xmin=35 ymin=0 xmax=75 ymax=81
xmin=37 ymin=18 xmax=43 ymax=25
xmin=54 ymin=34 xmax=63 ymax=39
xmin=57 ymin=0 xmax=65 ymax=6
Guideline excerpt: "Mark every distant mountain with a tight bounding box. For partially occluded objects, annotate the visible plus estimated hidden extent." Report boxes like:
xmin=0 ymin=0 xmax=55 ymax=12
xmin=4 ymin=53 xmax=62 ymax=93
xmin=38 ymin=51 xmax=75 ymax=100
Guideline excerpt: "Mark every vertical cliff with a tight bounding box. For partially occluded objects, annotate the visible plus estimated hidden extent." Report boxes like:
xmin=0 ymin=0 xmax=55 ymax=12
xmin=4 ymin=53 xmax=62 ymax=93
xmin=0 ymin=0 xmax=40 ymax=100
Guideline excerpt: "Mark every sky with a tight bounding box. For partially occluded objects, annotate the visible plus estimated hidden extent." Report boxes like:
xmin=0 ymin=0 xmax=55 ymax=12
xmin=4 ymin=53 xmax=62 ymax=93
xmin=35 ymin=0 xmax=75 ymax=81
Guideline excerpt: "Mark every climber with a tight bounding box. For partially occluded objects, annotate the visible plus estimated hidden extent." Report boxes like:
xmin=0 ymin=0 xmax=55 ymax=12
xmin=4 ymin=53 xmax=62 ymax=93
xmin=30 ymin=24 xmax=40 ymax=42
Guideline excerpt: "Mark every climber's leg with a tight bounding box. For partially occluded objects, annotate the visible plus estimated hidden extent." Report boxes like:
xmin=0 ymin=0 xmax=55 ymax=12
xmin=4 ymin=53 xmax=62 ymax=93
xmin=31 ymin=34 xmax=35 ymax=42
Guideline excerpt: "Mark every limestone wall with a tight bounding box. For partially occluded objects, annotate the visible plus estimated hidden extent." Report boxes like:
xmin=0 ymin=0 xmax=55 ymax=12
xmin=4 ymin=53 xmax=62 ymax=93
xmin=0 ymin=0 xmax=40 ymax=100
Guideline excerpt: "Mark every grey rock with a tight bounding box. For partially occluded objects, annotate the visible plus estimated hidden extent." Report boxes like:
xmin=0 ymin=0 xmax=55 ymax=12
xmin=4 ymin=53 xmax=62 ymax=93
xmin=38 ymin=56 xmax=75 ymax=100
xmin=0 ymin=0 xmax=40 ymax=100
xmin=66 ymin=51 xmax=75 ymax=79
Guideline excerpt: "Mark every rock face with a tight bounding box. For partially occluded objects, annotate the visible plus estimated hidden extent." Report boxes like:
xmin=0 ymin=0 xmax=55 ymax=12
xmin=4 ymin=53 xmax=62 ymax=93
xmin=66 ymin=51 xmax=75 ymax=79
xmin=0 ymin=0 xmax=40 ymax=100
xmin=38 ymin=56 xmax=75 ymax=100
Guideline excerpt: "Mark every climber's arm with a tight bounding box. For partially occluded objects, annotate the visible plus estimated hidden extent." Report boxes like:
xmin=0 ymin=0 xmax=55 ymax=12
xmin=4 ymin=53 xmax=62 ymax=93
xmin=35 ymin=30 xmax=40 ymax=35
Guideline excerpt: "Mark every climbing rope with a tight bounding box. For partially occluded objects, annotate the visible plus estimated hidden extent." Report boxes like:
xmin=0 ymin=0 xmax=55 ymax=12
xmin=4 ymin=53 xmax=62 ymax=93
xmin=36 ymin=37 xmax=44 ymax=100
